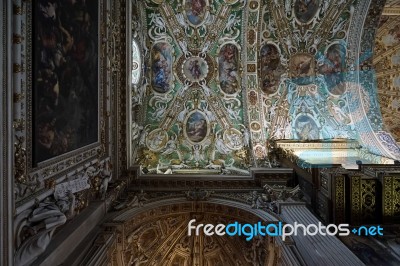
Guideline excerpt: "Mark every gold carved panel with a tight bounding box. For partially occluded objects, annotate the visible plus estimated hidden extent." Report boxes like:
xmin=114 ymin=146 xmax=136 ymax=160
xmin=351 ymin=176 xmax=377 ymax=225
xmin=383 ymin=176 xmax=400 ymax=222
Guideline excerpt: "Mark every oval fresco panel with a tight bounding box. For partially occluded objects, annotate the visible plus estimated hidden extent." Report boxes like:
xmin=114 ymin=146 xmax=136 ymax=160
xmin=260 ymin=44 xmax=284 ymax=94
xmin=294 ymin=115 xmax=320 ymax=140
xmin=319 ymin=43 xmax=346 ymax=95
xmin=218 ymin=44 xmax=240 ymax=94
xmin=184 ymin=0 xmax=208 ymax=26
xmin=294 ymin=0 xmax=319 ymax=24
xmin=185 ymin=111 xmax=208 ymax=143
xmin=151 ymin=42 xmax=173 ymax=93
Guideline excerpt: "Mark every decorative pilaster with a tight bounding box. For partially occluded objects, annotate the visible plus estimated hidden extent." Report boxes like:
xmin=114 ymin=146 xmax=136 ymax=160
xmin=1 ymin=0 xmax=15 ymax=264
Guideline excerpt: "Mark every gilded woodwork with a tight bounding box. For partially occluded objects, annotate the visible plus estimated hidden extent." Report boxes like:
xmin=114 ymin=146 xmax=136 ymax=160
xmin=334 ymin=174 xmax=346 ymax=224
xmin=351 ymin=176 xmax=377 ymax=225
xmin=383 ymin=176 xmax=400 ymax=222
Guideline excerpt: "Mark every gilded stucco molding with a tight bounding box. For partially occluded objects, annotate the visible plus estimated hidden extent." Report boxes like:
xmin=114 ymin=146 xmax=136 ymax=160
xmin=382 ymin=7 xmax=400 ymax=16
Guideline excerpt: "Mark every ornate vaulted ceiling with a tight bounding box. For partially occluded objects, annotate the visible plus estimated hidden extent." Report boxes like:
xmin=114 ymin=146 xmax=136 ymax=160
xmin=129 ymin=0 xmax=400 ymax=172
xmin=374 ymin=12 xmax=400 ymax=143
xmin=107 ymin=201 xmax=285 ymax=266
xmin=120 ymin=212 xmax=269 ymax=265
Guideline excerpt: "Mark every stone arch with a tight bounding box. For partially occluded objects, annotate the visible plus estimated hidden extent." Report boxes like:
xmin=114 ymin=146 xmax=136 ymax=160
xmin=99 ymin=197 xmax=300 ymax=266
xmin=346 ymin=0 xmax=400 ymax=160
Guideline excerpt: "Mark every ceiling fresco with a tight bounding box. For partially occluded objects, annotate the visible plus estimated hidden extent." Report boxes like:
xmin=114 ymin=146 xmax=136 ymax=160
xmin=129 ymin=0 xmax=400 ymax=173
xmin=374 ymin=14 xmax=400 ymax=143
xmin=133 ymin=0 xmax=251 ymax=175
xmin=258 ymin=0 xmax=357 ymax=145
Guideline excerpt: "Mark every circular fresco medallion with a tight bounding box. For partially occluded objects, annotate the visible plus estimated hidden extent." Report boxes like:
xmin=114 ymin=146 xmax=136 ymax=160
xmin=223 ymin=128 xmax=243 ymax=150
xmin=182 ymin=56 xmax=209 ymax=83
xmin=146 ymin=129 xmax=168 ymax=152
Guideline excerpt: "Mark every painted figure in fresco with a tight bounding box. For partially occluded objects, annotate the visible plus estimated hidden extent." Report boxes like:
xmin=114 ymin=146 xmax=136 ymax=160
xmin=319 ymin=44 xmax=346 ymax=94
xmin=242 ymin=127 xmax=250 ymax=147
xmin=296 ymin=122 xmax=316 ymax=139
xmin=162 ymin=135 xmax=178 ymax=155
xmin=295 ymin=116 xmax=319 ymax=140
xmin=186 ymin=113 xmax=207 ymax=143
xmin=219 ymin=44 xmax=239 ymax=94
xmin=148 ymin=131 xmax=165 ymax=150
xmin=192 ymin=0 xmax=206 ymax=16
xmin=260 ymin=44 xmax=283 ymax=94
xmin=191 ymin=144 xmax=204 ymax=161
xmin=294 ymin=57 xmax=312 ymax=76
xmin=261 ymin=45 xmax=280 ymax=70
xmin=186 ymin=0 xmax=207 ymax=25
xmin=294 ymin=0 xmax=319 ymax=23
xmin=152 ymin=43 xmax=171 ymax=93
xmin=153 ymin=54 xmax=170 ymax=92
xmin=189 ymin=59 xmax=202 ymax=80
xmin=215 ymin=133 xmax=231 ymax=155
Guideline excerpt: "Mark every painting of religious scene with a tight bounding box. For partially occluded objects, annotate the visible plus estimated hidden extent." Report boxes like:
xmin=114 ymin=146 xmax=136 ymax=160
xmin=33 ymin=0 xmax=99 ymax=164
xmin=289 ymin=53 xmax=315 ymax=85
xmin=184 ymin=0 xmax=208 ymax=26
xmin=319 ymin=43 xmax=346 ymax=95
xmin=294 ymin=0 xmax=320 ymax=23
xmin=183 ymin=57 xmax=208 ymax=82
xmin=151 ymin=42 xmax=173 ymax=93
xmin=260 ymin=44 xmax=285 ymax=95
xmin=185 ymin=111 xmax=208 ymax=143
xmin=218 ymin=44 xmax=240 ymax=94
xmin=294 ymin=115 xmax=320 ymax=140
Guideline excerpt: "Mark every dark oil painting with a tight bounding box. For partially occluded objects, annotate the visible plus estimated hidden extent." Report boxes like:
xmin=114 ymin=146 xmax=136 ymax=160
xmin=33 ymin=0 xmax=99 ymax=164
